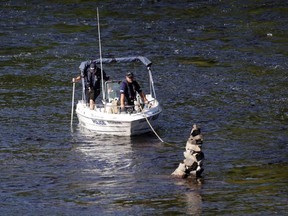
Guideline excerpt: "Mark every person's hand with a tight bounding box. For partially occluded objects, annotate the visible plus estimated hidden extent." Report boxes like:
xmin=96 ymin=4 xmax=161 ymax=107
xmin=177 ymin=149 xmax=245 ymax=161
xmin=72 ymin=76 xmax=81 ymax=83
xmin=88 ymin=87 xmax=91 ymax=92
xmin=120 ymin=105 xmax=125 ymax=111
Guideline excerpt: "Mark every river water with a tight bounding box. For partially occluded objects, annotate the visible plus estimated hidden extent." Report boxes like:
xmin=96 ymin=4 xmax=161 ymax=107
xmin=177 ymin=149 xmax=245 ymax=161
xmin=1 ymin=0 xmax=287 ymax=215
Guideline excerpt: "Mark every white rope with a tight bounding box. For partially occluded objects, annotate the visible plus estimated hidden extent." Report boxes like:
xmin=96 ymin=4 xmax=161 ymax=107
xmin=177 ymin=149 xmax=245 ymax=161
xmin=140 ymin=104 xmax=164 ymax=143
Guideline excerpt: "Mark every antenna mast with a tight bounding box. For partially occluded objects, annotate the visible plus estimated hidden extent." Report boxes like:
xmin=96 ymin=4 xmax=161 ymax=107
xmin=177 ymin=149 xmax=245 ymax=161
xmin=97 ymin=8 xmax=105 ymax=101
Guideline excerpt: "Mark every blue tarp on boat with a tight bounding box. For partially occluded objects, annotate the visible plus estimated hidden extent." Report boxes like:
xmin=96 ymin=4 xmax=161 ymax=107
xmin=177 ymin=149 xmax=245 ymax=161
xmin=79 ymin=56 xmax=152 ymax=72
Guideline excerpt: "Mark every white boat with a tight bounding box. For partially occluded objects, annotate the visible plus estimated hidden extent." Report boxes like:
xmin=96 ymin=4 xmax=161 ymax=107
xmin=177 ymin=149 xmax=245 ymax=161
xmin=74 ymin=56 xmax=162 ymax=136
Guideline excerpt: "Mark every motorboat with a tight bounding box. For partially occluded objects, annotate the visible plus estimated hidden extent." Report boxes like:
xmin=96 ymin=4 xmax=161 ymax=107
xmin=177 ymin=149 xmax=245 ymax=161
xmin=74 ymin=56 xmax=162 ymax=136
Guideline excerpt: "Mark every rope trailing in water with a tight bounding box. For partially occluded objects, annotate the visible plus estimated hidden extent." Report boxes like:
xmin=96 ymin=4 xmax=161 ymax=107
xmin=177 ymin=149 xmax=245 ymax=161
xmin=140 ymin=104 xmax=164 ymax=143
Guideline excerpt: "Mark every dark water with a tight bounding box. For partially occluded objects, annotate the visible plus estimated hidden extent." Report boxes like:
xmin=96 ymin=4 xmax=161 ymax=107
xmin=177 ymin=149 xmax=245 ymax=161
xmin=1 ymin=0 xmax=287 ymax=215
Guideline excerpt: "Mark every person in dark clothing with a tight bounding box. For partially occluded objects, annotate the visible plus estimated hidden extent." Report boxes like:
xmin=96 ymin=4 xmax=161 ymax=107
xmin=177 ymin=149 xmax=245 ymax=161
xmin=86 ymin=62 xmax=109 ymax=110
xmin=120 ymin=72 xmax=148 ymax=111
xmin=72 ymin=61 xmax=109 ymax=109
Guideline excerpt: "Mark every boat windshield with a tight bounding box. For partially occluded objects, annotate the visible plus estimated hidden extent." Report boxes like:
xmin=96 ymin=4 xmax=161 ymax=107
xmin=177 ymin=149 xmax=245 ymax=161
xmin=105 ymin=81 xmax=121 ymax=103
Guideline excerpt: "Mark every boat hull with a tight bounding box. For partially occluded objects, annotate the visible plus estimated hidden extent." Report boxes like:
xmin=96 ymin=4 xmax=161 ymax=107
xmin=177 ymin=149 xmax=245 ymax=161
xmin=75 ymin=101 xmax=161 ymax=136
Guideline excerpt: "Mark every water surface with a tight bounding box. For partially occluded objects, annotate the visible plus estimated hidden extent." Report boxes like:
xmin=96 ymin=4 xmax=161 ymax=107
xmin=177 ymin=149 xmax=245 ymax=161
xmin=1 ymin=0 xmax=287 ymax=215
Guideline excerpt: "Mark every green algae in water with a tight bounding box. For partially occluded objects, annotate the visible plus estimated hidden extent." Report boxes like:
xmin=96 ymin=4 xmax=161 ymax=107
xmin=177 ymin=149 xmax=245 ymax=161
xmin=0 ymin=45 xmax=54 ymax=56
xmin=226 ymin=163 xmax=288 ymax=185
xmin=177 ymin=57 xmax=218 ymax=67
xmin=53 ymin=23 xmax=93 ymax=33
xmin=203 ymin=163 xmax=288 ymax=214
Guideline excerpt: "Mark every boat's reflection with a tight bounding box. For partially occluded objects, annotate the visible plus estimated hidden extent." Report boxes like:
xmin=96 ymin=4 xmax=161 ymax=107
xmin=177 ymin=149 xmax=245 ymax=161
xmin=72 ymin=125 xmax=202 ymax=215
xmin=72 ymin=125 xmax=161 ymax=175
xmin=72 ymin=126 xmax=134 ymax=176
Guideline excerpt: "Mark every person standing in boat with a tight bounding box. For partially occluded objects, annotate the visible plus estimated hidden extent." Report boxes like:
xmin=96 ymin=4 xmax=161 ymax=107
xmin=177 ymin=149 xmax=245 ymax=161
xmin=72 ymin=62 xmax=109 ymax=110
xmin=86 ymin=62 xmax=109 ymax=110
xmin=120 ymin=72 xmax=148 ymax=111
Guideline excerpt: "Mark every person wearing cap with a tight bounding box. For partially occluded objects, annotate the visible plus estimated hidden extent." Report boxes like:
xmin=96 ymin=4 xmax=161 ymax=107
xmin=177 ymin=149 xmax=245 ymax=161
xmin=120 ymin=72 xmax=148 ymax=111
xmin=85 ymin=62 xmax=110 ymax=110
xmin=72 ymin=62 xmax=109 ymax=110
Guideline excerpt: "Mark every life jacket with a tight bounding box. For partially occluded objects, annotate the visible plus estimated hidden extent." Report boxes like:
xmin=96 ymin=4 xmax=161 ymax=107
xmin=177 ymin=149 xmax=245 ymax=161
xmin=123 ymin=80 xmax=137 ymax=105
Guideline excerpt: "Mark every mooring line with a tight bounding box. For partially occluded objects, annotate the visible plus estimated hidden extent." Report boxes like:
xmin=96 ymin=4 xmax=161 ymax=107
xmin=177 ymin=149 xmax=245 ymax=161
xmin=140 ymin=104 xmax=164 ymax=143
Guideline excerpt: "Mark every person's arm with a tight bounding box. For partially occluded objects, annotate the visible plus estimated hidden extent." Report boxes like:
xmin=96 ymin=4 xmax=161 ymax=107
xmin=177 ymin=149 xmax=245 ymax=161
xmin=86 ymin=71 xmax=92 ymax=91
xmin=119 ymin=81 xmax=126 ymax=110
xmin=72 ymin=76 xmax=81 ymax=83
xmin=120 ymin=93 xmax=125 ymax=110
xmin=139 ymin=91 xmax=148 ymax=104
xmin=134 ymin=81 xmax=148 ymax=103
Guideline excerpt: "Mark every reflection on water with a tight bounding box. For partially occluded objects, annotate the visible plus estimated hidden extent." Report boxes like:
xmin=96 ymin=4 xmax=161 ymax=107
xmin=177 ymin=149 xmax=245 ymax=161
xmin=1 ymin=0 xmax=287 ymax=215
xmin=73 ymin=126 xmax=134 ymax=177
xmin=173 ymin=178 xmax=203 ymax=215
xmin=71 ymin=126 xmax=204 ymax=215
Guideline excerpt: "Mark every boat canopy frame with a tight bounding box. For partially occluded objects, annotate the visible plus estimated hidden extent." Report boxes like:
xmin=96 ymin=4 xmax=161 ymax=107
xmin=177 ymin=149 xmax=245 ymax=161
xmin=78 ymin=56 xmax=156 ymax=103
xmin=79 ymin=56 xmax=152 ymax=71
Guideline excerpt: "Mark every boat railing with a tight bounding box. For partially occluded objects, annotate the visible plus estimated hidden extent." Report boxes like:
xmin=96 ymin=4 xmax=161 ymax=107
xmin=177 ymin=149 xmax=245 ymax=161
xmin=103 ymin=102 xmax=154 ymax=115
